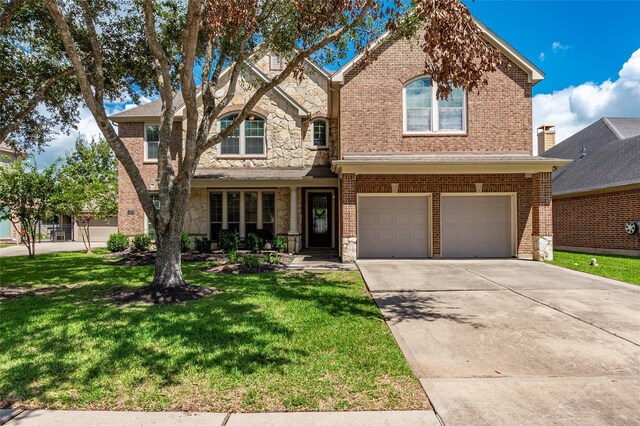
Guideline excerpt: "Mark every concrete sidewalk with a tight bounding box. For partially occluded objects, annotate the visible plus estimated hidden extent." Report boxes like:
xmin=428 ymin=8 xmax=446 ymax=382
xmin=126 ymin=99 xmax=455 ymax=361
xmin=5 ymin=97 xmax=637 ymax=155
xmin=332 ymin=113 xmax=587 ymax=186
xmin=0 ymin=409 xmax=438 ymax=426
xmin=0 ymin=241 xmax=106 ymax=257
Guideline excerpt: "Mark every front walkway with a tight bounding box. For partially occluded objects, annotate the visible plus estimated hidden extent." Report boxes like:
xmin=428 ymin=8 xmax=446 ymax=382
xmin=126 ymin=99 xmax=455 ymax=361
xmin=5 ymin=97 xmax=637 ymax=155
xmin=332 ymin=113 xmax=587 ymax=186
xmin=287 ymin=254 xmax=357 ymax=272
xmin=0 ymin=241 xmax=106 ymax=257
xmin=0 ymin=409 xmax=438 ymax=425
xmin=358 ymin=259 xmax=640 ymax=425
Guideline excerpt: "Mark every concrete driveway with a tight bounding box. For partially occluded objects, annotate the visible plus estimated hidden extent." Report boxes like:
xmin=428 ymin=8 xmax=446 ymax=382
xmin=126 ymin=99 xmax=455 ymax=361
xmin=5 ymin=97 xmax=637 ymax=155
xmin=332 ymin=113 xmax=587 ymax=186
xmin=358 ymin=259 xmax=640 ymax=425
xmin=0 ymin=241 xmax=106 ymax=257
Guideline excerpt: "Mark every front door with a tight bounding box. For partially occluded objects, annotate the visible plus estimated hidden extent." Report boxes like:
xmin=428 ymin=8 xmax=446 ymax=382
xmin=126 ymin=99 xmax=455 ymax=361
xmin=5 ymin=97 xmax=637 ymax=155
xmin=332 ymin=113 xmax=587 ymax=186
xmin=307 ymin=192 xmax=333 ymax=248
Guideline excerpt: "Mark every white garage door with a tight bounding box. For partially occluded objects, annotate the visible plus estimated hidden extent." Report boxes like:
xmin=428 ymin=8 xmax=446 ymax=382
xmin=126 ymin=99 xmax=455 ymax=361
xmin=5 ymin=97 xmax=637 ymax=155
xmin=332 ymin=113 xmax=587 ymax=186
xmin=358 ymin=196 xmax=429 ymax=258
xmin=441 ymin=195 xmax=513 ymax=258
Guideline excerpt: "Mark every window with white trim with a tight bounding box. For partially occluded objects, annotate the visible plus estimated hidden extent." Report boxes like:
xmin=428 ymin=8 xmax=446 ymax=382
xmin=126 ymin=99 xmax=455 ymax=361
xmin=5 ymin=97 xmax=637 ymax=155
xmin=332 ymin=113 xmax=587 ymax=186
xmin=270 ymin=54 xmax=284 ymax=71
xmin=209 ymin=190 xmax=276 ymax=241
xmin=404 ymin=77 xmax=466 ymax=133
xmin=144 ymin=124 xmax=159 ymax=161
xmin=219 ymin=114 xmax=266 ymax=156
xmin=312 ymin=119 xmax=328 ymax=147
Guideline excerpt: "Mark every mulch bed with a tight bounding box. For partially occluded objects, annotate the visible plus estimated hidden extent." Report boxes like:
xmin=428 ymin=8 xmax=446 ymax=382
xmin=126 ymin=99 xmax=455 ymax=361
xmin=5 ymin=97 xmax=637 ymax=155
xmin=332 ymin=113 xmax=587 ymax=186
xmin=0 ymin=285 xmax=70 ymax=301
xmin=104 ymin=284 xmax=218 ymax=305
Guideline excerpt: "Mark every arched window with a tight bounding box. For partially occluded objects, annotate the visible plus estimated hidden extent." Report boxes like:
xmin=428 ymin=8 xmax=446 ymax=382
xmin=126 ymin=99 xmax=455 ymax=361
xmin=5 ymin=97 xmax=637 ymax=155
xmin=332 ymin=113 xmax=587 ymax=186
xmin=403 ymin=77 xmax=466 ymax=134
xmin=312 ymin=119 xmax=328 ymax=147
xmin=219 ymin=113 xmax=266 ymax=156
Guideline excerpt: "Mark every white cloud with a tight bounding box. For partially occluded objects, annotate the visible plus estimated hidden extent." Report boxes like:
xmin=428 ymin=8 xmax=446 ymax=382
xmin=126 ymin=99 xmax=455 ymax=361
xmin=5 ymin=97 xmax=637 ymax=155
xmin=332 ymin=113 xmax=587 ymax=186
xmin=551 ymin=41 xmax=571 ymax=52
xmin=539 ymin=52 xmax=545 ymax=62
xmin=533 ymin=48 xmax=640 ymax=151
xmin=32 ymin=96 xmax=153 ymax=166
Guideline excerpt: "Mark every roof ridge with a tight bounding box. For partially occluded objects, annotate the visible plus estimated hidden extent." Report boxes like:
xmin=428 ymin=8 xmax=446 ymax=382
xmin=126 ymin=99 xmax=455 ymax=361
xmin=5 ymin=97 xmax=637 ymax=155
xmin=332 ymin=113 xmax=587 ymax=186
xmin=602 ymin=117 xmax=626 ymax=140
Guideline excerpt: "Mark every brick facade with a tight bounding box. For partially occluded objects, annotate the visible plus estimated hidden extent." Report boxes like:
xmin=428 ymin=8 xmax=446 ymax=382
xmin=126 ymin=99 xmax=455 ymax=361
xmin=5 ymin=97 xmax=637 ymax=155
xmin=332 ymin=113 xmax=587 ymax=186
xmin=117 ymin=121 xmax=184 ymax=235
xmin=340 ymin=36 xmax=532 ymax=156
xmin=349 ymin=174 xmax=534 ymax=257
xmin=553 ymin=188 xmax=640 ymax=253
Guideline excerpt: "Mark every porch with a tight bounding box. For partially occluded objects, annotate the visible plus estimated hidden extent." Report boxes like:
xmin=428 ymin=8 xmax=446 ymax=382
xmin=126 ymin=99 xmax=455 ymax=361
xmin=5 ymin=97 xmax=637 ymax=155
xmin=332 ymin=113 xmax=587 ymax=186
xmin=186 ymin=167 xmax=339 ymax=253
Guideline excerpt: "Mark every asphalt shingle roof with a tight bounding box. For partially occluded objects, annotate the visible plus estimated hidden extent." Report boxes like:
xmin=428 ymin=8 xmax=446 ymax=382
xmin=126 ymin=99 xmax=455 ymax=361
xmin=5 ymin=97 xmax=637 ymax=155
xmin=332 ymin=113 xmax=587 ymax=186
xmin=109 ymin=94 xmax=185 ymax=120
xmin=541 ymin=118 xmax=640 ymax=196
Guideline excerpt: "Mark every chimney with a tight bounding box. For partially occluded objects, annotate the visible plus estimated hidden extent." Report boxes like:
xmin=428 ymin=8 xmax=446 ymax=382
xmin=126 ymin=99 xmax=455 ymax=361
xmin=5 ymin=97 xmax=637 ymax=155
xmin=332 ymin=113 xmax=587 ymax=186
xmin=537 ymin=124 xmax=556 ymax=155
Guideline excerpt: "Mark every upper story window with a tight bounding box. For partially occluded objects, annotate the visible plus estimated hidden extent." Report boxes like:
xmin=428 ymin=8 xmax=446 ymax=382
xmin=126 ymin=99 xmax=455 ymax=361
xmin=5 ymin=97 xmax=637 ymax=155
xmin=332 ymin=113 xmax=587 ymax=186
xmin=403 ymin=77 xmax=466 ymax=134
xmin=270 ymin=54 xmax=284 ymax=71
xmin=144 ymin=124 xmax=159 ymax=161
xmin=219 ymin=114 xmax=266 ymax=157
xmin=312 ymin=119 xmax=328 ymax=147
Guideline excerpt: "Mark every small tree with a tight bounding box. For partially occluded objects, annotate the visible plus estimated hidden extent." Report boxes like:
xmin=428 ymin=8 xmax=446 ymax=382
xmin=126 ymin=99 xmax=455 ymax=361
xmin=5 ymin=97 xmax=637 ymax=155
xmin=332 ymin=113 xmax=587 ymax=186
xmin=55 ymin=137 xmax=118 ymax=254
xmin=0 ymin=157 xmax=58 ymax=259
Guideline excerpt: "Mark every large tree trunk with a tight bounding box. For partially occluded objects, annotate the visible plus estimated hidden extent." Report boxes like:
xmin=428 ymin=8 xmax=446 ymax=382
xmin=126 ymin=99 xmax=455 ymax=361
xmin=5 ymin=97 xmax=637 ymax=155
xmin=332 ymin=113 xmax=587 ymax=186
xmin=150 ymin=184 xmax=190 ymax=289
xmin=152 ymin=224 xmax=187 ymax=288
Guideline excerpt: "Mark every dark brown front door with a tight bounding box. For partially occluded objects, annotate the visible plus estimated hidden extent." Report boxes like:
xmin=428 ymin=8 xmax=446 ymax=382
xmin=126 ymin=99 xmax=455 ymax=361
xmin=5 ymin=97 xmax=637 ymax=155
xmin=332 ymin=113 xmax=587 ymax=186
xmin=308 ymin=192 xmax=333 ymax=247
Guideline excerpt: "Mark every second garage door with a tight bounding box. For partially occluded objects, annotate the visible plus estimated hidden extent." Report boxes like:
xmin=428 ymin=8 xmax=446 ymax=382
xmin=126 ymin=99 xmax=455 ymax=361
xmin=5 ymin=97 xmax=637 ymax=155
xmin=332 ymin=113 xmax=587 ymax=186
xmin=358 ymin=196 xmax=429 ymax=258
xmin=441 ymin=195 xmax=513 ymax=258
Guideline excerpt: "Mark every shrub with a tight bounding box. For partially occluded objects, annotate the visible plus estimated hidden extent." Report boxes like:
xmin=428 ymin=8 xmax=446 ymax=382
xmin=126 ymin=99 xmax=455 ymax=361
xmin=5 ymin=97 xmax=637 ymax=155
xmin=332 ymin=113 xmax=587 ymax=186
xmin=262 ymin=252 xmax=281 ymax=265
xmin=194 ymin=236 xmax=212 ymax=253
xmin=240 ymin=254 xmax=260 ymax=268
xmin=247 ymin=232 xmax=263 ymax=254
xmin=272 ymin=235 xmax=287 ymax=253
xmin=181 ymin=232 xmax=191 ymax=253
xmin=227 ymin=249 xmax=238 ymax=264
xmin=132 ymin=234 xmax=151 ymax=252
xmin=107 ymin=233 xmax=129 ymax=253
xmin=218 ymin=230 xmax=239 ymax=253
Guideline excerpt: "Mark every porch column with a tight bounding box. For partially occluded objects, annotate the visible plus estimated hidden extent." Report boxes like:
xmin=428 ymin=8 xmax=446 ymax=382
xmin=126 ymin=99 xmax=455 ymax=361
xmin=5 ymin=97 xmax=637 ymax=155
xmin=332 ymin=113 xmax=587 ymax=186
xmin=532 ymin=171 xmax=553 ymax=261
xmin=340 ymin=173 xmax=357 ymax=262
xmin=287 ymin=186 xmax=301 ymax=253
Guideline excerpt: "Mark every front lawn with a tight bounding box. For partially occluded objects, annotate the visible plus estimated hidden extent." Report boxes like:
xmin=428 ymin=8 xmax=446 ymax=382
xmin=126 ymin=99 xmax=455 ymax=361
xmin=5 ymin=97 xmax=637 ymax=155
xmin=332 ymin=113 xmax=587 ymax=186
xmin=0 ymin=244 xmax=11 ymax=249
xmin=552 ymin=250 xmax=640 ymax=286
xmin=0 ymin=251 xmax=427 ymax=412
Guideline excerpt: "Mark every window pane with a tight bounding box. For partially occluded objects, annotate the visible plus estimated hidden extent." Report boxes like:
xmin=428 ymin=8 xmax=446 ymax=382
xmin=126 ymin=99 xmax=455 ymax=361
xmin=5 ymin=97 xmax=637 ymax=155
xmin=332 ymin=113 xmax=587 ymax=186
xmin=245 ymin=137 xmax=264 ymax=155
xmin=209 ymin=192 xmax=222 ymax=223
xmin=438 ymin=87 xmax=464 ymax=131
xmin=262 ymin=192 xmax=275 ymax=224
xmin=146 ymin=125 xmax=159 ymax=142
xmin=151 ymin=194 xmax=160 ymax=210
xmin=244 ymin=192 xmax=258 ymax=223
xmin=245 ymin=118 xmax=264 ymax=137
xmin=405 ymin=78 xmax=432 ymax=132
xmin=313 ymin=120 xmax=327 ymax=146
xmin=221 ymin=115 xmax=240 ymax=155
xmin=147 ymin=141 xmax=159 ymax=159
xmin=227 ymin=191 xmax=240 ymax=224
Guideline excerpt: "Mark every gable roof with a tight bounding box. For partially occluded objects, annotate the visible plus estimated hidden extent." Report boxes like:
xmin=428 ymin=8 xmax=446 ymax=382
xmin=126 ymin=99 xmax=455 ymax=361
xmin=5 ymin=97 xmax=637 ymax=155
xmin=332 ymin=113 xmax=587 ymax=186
xmin=331 ymin=17 xmax=544 ymax=85
xmin=540 ymin=118 xmax=640 ymax=196
xmin=110 ymin=59 xmax=312 ymax=121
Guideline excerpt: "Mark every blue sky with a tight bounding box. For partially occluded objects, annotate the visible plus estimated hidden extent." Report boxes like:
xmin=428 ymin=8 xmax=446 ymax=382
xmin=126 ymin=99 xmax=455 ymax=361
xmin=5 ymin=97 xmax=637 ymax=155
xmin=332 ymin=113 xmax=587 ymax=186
xmin=465 ymin=0 xmax=640 ymax=96
xmin=36 ymin=0 xmax=640 ymax=164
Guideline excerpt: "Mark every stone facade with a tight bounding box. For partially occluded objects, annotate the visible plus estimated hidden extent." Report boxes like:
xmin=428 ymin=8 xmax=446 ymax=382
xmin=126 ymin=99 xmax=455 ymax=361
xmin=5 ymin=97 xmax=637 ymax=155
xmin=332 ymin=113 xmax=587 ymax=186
xmin=531 ymin=172 xmax=553 ymax=260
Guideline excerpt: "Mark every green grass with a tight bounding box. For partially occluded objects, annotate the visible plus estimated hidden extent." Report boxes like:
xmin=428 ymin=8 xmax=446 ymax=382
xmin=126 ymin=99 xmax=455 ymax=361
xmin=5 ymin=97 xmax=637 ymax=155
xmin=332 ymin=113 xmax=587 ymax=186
xmin=0 ymin=244 xmax=11 ymax=249
xmin=0 ymin=251 xmax=427 ymax=412
xmin=552 ymin=251 xmax=640 ymax=286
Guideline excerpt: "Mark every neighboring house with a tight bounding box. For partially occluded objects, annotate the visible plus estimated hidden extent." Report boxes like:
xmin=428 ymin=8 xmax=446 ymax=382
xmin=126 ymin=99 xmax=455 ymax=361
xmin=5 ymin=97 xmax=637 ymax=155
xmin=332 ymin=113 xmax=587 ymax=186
xmin=56 ymin=214 xmax=119 ymax=242
xmin=540 ymin=118 xmax=640 ymax=256
xmin=110 ymin=19 xmax=568 ymax=261
xmin=0 ymin=142 xmax=24 ymax=244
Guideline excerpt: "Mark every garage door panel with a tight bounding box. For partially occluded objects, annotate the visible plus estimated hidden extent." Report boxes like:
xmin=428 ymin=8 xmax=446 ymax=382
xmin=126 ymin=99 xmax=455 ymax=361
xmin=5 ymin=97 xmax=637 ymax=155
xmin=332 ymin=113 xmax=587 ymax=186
xmin=358 ymin=196 xmax=429 ymax=258
xmin=441 ymin=195 xmax=512 ymax=258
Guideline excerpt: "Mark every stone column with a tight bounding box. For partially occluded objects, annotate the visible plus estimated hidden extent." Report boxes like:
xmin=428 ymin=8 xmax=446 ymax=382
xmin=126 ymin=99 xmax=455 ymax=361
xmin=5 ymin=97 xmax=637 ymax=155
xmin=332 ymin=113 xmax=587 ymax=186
xmin=532 ymin=172 xmax=553 ymax=261
xmin=287 ymin=186 xmax=300 ymax=253
xmin=340 ymin=173 xmax=357 ymax=262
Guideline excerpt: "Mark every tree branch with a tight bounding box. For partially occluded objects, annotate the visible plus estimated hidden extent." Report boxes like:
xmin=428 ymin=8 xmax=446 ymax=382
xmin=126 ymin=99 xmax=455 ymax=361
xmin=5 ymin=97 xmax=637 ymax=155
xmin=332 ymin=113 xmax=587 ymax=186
xmin=0 ymin=0 xmax=27 ymax=34
xmin=45 ymin=0 xmax=157 ymax=224
xmin=78 ymin=0 xmax=104 ymax=104
xmin=0 ymin=68 xmax=73 ymax=144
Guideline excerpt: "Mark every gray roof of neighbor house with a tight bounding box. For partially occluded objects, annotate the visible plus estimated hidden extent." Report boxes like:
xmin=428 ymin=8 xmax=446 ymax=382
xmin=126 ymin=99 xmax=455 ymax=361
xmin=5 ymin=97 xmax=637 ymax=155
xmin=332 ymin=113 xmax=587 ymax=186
xmin=109 ymin=94 xmax=185 ymax=121
xmin=541 ymin=118 xmax=640 ymax=196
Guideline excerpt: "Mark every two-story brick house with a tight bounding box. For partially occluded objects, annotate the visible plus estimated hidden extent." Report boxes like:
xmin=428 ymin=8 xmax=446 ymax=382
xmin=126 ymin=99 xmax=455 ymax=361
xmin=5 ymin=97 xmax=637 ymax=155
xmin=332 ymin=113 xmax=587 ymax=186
xmin=110 ymin=20 xmax=569 ymax=262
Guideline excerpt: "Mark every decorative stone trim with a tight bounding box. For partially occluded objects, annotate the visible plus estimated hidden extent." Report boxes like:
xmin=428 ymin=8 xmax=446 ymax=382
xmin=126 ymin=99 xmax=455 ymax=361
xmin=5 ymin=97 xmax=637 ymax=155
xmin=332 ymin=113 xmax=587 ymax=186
xmin=218 ymin=104 xmax=270 ymax=119
xmin=533 ymin=235 xmax=553 ymax=261
xmin=342 ymin=237 xmax=357 ymax=263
